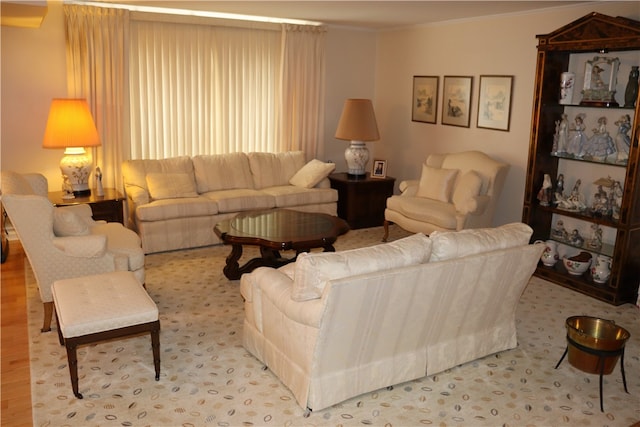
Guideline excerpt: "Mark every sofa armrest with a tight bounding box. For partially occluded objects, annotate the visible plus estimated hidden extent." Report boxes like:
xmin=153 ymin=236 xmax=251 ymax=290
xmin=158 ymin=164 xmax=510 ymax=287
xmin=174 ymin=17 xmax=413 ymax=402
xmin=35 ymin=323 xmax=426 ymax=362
xmin=52 ymin=235 xmax=108 ymax=257
xmin=399 ymin=180 xmax=419 ymax=196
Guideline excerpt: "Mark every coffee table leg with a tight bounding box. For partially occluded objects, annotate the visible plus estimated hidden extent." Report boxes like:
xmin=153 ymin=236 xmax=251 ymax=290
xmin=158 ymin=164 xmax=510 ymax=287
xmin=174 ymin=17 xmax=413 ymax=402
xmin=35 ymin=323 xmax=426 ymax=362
xmin=223 ymin=244 xmax=243 ymax=280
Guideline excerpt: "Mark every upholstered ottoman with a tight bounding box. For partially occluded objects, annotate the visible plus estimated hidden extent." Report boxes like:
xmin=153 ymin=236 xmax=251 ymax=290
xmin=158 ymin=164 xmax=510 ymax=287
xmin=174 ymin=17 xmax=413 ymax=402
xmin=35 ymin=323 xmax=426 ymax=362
xmin=52 ymin=271 xmax=160 ymax=399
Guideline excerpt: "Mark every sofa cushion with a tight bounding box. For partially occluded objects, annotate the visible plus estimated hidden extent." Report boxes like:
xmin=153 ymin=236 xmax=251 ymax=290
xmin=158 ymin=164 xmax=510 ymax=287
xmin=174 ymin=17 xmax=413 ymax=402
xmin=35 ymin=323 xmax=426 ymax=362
xmin=429 ymin=222 xmax=533 ymax=261
xmin=416 ymin=164 xmax=459 ymax=202
xmin=135 ymin=197 xmax=219 ymax=221
xmin=452 ymin=170 xmax=483 ymax=214
xmin=146 ymin=172 xmax=199 ymax=200
xmin=123 ymin=156 xmax=195 ymax=205
xmin=248 ymin=151 xmax=306 ymax=189
xmin=200 ymin=188 xmax=275 ymax=213
xmin=192 ymin=153 xmax=254 ymax=193
xmin=289 ymin=159 xmax=335 ymax=188
xmin=53 ymin=209 xmax=90 ymax=237
xmin=386 ymin=195 xmax=458 ymax=230
xmin=260 ymin=186 xmax=338 ymax=208
xmin=291 ymin=233 xmax=432 ymax=302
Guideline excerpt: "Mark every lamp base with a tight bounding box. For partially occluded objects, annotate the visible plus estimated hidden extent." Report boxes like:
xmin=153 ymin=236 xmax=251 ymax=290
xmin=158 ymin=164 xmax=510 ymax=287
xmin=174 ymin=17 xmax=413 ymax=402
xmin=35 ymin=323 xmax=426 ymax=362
xmin=345 ymin=141 xmax=369 ymax=176
xmin=60 ymin=147 xmax=93 ymax=197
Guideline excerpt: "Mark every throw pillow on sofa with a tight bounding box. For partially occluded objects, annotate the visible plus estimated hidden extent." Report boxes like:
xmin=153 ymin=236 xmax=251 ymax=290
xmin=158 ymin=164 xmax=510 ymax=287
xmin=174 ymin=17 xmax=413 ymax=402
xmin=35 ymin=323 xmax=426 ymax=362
xmin=291 ymin=233 xmax=432 ymax=302
xmin=429 ymin=222 xmax=533 ymax=261
xmin=289 ymin=159 xmax=336 ymax=188
xmin=415 ymin=164 xmax=459 ymax=202
xmin=145 ymin=172 xmax=198 ymax=200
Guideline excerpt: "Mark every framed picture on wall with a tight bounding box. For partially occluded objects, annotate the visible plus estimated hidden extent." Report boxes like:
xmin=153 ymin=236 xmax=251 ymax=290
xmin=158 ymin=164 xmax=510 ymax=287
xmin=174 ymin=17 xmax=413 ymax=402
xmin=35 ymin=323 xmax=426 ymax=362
xmin=477 ymin=75 xmax=514 ymax=131
xmin=441 ymin=76 xmax=473 ymax=127
xmin=411 ymin=76 xmax=439 ymax=123
xmin=371 ymin=159 xmax=387 ymax=178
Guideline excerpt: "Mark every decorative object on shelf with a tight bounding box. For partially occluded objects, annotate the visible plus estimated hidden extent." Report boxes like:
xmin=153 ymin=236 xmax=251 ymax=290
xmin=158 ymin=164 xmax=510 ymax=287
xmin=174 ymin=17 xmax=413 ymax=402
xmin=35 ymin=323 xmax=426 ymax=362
xmin=537 ymin=173 xmax=553 ymax=206
xmin=411 ymin=75 xmax=439 ymax=124
xmin=614 ymin=114 xmax=631 ymax=163
xmin=569 ymin=229 xmax=585 ymax=247
xmin=537 ymin=239 xmax=559 ymax=266
xmin=591 ymin=176 xmax=614 ymax=217
xmin=95 ymin=166 xmax=104 ymax=197
xmin=562 ymin=251 xmax=592 ymax=276
xmin=580 ymin=56 xmax=620 ymax=107
xmin=441 ymin=75 xmax=473 ymax=127
xmin=42 ymin=98 xmax=101 ymax=197
xmin=591 ymin=255 xmax=612 ymax=284
xmin=335 ymin=98 xmax=380 ymax=177
xmin=476 ymin=75 xmax=513 ymax=131
xmin=557 ymin=178 xmax=586 ymax=212
xmin=554 ymin=173 xmax=565 ymax=204
xmin=587 ymin=223 xmax=603 ymax=250
xmin=567 ymin=114 xmax=587 ymax=157
xmin=559 ymin=71 xmax=576 ymax=105
xmin=611 ymin=180 xmax=623 ymax=220
xmin=623 ymin=65 xmax=639 ymax=108
xmin=585 ymin=117 xmax=615 ymax=160
xmin=551 ymin=219 xmax=569 ymax=242
xmin=553 ymin=114 xmax=570 ymax=155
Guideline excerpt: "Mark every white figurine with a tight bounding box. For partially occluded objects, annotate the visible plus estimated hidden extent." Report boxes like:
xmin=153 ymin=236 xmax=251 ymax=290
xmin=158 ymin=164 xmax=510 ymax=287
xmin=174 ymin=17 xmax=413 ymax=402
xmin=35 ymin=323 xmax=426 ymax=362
xmin=614 ymin=114 xmax=631 ymax=163
xmin=95 ymin=166 xmax=104 ymax=196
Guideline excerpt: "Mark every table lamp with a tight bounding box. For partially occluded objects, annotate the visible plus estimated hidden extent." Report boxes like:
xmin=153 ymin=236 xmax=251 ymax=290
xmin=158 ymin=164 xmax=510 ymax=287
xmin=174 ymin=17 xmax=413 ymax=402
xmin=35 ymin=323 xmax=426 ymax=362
xmin=334 ymin=98 xmax=380 ymax=177
xmin=42 ymin=99 xmax=101 ymax=197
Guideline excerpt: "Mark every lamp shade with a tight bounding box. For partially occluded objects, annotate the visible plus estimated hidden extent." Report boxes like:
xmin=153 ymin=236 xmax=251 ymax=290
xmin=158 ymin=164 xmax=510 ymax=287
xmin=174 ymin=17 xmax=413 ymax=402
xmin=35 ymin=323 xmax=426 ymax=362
xmin=42 ymin=99 xmax=100 ymax=149
xmin=335 ymin=99 xmax=380 ymax=142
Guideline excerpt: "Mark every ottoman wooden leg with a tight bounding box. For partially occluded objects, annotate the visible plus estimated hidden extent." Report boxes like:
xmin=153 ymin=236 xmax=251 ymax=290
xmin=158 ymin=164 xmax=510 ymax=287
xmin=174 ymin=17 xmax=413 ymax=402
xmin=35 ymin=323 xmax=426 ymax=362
xmin=151 ymin=320 xmax=161 ymax=380
xmin=64 ymin=340 xmax=83 ymax=399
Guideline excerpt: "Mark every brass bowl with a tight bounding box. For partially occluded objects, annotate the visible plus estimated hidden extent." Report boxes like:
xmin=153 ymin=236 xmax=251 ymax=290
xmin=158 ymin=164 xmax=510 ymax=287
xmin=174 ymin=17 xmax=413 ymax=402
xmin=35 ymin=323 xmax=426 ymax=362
xmin=565 ymin=316 xmax=630 ymax=375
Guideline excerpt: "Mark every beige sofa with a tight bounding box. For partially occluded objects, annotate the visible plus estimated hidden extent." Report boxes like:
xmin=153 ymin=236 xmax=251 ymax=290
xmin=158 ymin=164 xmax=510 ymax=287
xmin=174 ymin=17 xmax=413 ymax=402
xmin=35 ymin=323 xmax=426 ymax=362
xmin=123 ymin=151 xmax=337 ymax=253
xmin=384 ymin=151 xmax=509 ymax=240
xmin=240 ymin=223 xmax=544 ymax=412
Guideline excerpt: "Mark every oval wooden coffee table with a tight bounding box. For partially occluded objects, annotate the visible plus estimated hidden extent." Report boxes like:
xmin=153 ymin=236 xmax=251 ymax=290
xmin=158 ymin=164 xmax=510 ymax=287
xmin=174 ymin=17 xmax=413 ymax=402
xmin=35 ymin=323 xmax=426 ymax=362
xmin=214 ymin=209 xmax=350 ymax=280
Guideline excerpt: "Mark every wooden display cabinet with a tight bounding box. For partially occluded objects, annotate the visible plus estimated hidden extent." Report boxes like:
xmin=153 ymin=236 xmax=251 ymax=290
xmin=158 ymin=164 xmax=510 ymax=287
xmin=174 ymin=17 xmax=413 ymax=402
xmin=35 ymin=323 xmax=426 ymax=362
xmin=522 ymin=12 xmax=640 ymax=305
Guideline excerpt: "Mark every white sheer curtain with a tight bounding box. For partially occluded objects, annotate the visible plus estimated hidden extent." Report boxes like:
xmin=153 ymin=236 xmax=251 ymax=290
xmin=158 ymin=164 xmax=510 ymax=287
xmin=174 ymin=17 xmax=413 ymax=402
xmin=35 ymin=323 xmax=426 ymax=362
xmin=64 ymin=5 xmax=129 ymax=191
xmin=279 ymin=24 xmax=326 ymax=159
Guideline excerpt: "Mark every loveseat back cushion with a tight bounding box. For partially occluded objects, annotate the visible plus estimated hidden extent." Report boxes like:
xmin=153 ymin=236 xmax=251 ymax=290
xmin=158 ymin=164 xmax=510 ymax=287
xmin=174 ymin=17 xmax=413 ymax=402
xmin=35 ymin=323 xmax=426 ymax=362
xmin=451 ymin=170 xmax=483 ymax=214
xmin=146 ymin=172 xmax=199 ymax=200
xmin=192 ymin=152 xmax=254 ymax=192
xmin=291 ymin=233 xmax=432 ymax=302
xmin=415 ymin=164 xmax=459 ymax=202
xmin=436 ymin=151 xmax=505 ymax=196
xmin=248 ymin=151 xmax=306 ymax=189
xmin=429 ymin=222 xmax=533 ymax=261
xmin=122 ymin=156 xmax=195 ymax=205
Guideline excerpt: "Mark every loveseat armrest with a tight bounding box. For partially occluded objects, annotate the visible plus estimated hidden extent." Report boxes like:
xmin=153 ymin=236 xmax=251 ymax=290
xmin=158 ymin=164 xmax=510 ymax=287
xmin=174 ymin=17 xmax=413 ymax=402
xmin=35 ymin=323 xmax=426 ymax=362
xmin=399 ymin=180 xmax=419 ymax=196
xmin=52 ymin=235 xmax=108 ymax=258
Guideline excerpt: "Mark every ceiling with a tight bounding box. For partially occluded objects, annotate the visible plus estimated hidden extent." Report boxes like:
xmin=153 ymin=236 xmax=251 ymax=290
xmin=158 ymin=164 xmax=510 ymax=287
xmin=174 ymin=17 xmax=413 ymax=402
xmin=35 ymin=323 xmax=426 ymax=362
xmin=96 ymin=1 xmax=592 ymax=30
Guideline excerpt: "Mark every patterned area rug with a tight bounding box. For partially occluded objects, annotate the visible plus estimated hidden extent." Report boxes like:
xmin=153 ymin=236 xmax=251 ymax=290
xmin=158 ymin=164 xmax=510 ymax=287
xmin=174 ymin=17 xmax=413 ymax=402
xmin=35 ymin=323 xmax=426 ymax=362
xmin=27 ymin=225 xmax=640 ymax=426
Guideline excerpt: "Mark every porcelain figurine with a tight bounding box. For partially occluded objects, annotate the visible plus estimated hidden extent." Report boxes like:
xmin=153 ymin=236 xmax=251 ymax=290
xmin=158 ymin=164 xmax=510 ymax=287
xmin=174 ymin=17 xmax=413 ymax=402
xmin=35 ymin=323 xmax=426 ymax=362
xmin=554 ymin=114 xmax=569 ymax=154
xmin=537 ymin=174 xmax=553 ymax=206
xmin=586 ymin=116 xmax=615 ymax=159
xmin=614 ymin=114 xmax=631 ymax=163
xmin=551 ymin=219 xmax=569 ymax=242
xmin=587 ymin=224 xmax=603 ymax=250
xmin=567 ymin=114 xmax=587 ymax=157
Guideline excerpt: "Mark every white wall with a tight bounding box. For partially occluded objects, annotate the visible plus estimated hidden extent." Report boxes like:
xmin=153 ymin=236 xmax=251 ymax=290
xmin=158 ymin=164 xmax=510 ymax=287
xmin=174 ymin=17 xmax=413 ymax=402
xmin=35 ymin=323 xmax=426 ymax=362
xmin=373 ymin=1 xmax=640 ymax=226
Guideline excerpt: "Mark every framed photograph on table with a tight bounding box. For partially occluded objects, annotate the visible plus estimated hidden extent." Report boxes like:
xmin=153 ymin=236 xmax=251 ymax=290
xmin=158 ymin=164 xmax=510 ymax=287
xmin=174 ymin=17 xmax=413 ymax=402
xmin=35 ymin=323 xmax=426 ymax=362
xmin=412 ymin=76 xmax=439 ymax=123
xmin=441 ymin=76 xmax=473 ymax=127
xmin=371 ymin=159 xmax=387 ymax=178
xmin=477 ymin=75 xmax=513 ymax=131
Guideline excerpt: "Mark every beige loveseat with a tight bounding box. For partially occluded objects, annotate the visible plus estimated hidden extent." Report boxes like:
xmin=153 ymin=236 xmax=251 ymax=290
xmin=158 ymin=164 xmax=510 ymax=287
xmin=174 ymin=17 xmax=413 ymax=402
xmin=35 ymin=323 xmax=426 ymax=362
xmin=240 ymin=223 xmax=544 ymax=412
xmin=383 ymin=151 xmax=509 ymax=240
xmin=122 ymin=151 xmax=337 ymax=253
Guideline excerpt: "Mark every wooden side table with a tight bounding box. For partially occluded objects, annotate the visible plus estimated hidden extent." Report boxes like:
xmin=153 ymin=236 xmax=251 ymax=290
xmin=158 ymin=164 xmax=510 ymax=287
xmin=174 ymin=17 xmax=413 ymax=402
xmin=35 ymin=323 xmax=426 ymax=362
xmin=48 ymin=188 xmax=125 ymax=224
xmin=329 ymin=172 xmax=395 ymax=229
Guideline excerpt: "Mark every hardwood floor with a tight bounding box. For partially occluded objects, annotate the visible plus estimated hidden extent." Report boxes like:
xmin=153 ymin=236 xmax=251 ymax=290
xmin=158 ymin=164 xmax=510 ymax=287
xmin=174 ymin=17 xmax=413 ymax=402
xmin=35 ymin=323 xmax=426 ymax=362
xmin=1 ymin=240 xmax=33 ymax=427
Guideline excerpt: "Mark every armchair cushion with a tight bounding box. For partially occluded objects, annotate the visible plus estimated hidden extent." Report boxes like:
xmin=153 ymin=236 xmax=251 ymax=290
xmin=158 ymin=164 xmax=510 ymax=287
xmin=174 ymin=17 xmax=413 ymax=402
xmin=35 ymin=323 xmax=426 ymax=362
xmin=415 ymin=165 xmax=458 ymax=202
xmin=429 ymin=222 xmax=533 ymax=261
xmin=451 ymin=170 xmax=483 ymax=214
xmin=52 ymin=235 xmax=108 ymax=257
xmin=289 ymin=159 xmax=335 ymax=188
xmin=53 ymin=209 xmax=90 ymax=237
xmin=291 ymin=233 xmax=432 ymax=301
xmin=146 ymin=172 xmax=198 ymax=200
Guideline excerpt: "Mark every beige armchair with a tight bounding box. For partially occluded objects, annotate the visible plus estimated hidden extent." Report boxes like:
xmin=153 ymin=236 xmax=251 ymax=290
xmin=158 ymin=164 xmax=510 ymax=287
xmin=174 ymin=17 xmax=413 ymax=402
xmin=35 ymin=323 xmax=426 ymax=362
xmin=383 ymin=151 xmax=509 ymax=241
xmin=1 ymin=171 xmax=145 ymax=332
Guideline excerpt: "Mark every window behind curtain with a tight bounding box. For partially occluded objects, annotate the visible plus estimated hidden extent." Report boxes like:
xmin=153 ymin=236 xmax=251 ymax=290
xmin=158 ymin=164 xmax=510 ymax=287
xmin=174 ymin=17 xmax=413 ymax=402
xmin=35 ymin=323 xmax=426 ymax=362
xmin=128 ymin=20 xmax=282 ymax=159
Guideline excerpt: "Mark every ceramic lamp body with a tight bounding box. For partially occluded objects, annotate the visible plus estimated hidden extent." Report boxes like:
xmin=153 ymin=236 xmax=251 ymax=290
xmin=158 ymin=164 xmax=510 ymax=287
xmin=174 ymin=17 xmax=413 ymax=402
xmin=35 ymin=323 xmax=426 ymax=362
xmin=60 ymin=147 xmax=92 ymax=196
xmin=345 ymin=141 xmax=369 ymax=176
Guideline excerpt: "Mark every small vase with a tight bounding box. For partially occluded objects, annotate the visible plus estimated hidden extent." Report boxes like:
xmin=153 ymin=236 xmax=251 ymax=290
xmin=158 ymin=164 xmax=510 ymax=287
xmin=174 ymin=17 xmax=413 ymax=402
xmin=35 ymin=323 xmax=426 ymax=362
xmin=537 ymin=240 xmax=559 ymax=266
xmin=591 ymin=255 xmax=612 ymax=284
xmin=623 ymin=66 xmax=639 ymax=108
xmin=559 ymin=72 xmax=575 ymax=105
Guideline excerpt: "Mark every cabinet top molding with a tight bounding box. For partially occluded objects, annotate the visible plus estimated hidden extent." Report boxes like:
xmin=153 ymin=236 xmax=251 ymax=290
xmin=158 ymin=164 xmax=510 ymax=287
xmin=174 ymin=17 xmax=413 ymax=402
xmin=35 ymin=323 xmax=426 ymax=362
xmin=536 ymin=12 xmax=640 ymax=52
